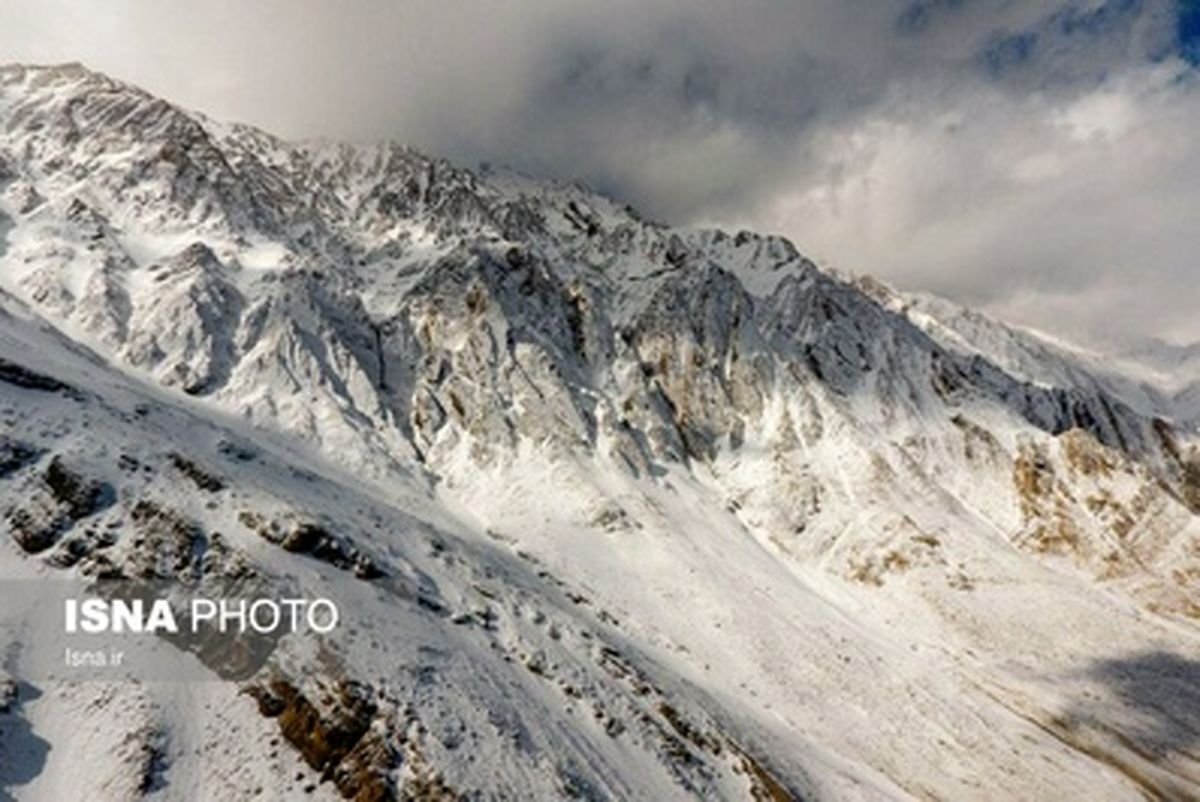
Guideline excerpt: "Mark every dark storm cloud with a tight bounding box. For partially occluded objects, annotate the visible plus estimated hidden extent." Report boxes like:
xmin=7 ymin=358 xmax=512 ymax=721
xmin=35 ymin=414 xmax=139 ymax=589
xmin=1 ymin=0 xmax=1196 ymax=345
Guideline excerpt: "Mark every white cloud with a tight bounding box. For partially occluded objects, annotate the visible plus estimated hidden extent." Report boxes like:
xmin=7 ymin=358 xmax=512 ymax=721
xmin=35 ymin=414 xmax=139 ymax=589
xmin=751 ymin=62 xmax=1200 ymax=345
xmin=0 ymin=0 xmax=1194 ymax=345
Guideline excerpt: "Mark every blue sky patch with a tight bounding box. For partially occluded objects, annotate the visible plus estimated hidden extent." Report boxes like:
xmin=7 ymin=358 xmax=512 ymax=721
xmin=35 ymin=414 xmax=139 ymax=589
xmin=982 ymin=31 xmax=1039 ymax=75
xmin=897 ymin=0 xmax=969 ymax=34
xmin=1181 ymin=0 xmax=1200 ymax=64
xmin=1051 ymin=0 xmax=1143 ymax=39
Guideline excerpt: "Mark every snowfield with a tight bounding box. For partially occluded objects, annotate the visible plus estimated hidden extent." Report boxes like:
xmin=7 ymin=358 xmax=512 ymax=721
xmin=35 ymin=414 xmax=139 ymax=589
xmin=1 ymin=62 xmax=1199 ymax=801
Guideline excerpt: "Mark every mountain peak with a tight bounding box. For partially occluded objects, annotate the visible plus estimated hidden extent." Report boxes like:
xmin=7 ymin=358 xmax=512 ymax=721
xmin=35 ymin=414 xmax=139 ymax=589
xmin=0 ymin=60 xmax=122 ymax=92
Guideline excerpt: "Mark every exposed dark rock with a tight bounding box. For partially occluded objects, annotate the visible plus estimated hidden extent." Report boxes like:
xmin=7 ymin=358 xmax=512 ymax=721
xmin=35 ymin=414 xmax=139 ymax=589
xmin=46 ymin=526 xmax=116 ymax=568
xmin=0 ymin=436 xmax=40 ymax=478
xmin=328 ymin=728 xmax=398 ymax=802
xmin=217 ymin=438 xmax=259 ymax=462
xmin=128 ymin=499 xmax=209 ymax=579
xmin=0 ymin=676 xmax=17 ymax=714
xmin=136 ymin=729 xmax=170 ymax=794
xmin=6 ymin=458 xmax=112 ymax=554
xmin=0 ymin=357 xmax=83 ymax=399
xmin=169 ymin=452 xmax=225 ymax=492
xmin=7 ymin=508 xmax=59 ymax=554
xmin=239 ymin=511 xmax=384 ymax=579
xmin=247 ymin=678 xmax=397 ymax=800
xmin=44 ymin=457 xmax=109 ymax=519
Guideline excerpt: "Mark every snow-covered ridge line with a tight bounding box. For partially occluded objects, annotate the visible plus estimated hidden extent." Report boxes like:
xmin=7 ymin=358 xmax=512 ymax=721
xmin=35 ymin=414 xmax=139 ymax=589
xmin=0 ymin=62 xmax=1192 ymax=471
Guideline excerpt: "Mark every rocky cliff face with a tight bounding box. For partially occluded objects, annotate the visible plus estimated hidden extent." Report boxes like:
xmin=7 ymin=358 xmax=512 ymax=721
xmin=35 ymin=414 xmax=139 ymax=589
xmin=2 ymin=63 xmax=1199 ymax=800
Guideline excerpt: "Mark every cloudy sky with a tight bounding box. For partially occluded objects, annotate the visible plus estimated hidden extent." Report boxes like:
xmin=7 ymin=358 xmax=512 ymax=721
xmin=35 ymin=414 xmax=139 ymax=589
xmin=2 ymin=0 xmax=1198 ymax=347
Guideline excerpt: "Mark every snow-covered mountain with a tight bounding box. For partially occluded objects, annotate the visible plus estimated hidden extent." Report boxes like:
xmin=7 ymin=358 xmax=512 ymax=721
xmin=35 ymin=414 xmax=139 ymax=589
xmin=1 ymin=62 xmax=1198 ymax=801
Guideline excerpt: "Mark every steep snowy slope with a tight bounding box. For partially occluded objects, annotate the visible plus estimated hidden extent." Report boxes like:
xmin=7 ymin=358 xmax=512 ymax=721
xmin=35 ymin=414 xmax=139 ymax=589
xmin=0 ymin=289 xmax=816 ymax=800
xmin=2 ymin=62 xmax=1200 ymax=800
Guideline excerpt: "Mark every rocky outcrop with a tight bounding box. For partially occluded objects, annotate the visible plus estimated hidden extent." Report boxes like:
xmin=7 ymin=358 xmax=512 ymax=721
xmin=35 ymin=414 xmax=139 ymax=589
xmin=238 ymin=510 xmax=383 ymax=579
xmin=248 ymin=678 xmax=398 ymax=801
xmin=6 ymin=457 xmax=111 ymax=554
